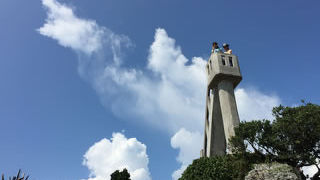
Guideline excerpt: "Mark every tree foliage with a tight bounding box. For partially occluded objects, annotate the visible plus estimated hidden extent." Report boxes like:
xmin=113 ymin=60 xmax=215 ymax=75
xmin=1 ymin=169 xmax=29 ymax=180
xmin=180 ymin=102 xmax=320 ymax=179
xmin=110 ymin=169 xmax=131 ymax=180
xmin=229 ymin=102 xmax=320 ymax=179
xmin=179 ymin=155 xmax=251 ymax=180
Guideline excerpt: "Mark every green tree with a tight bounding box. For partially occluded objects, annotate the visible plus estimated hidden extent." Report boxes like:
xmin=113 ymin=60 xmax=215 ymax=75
xmin=179 ymin=155 xmax=251 ymax=180
xmin=230 ymin=102 xmax=320 ymax=179
xmin=1 ymin=169 xmax=29 ymax=180
xmin=110 ymin=169 xmax=131 ymax=180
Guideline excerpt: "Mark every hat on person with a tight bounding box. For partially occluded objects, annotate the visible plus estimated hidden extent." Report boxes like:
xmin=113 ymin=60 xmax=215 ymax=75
xmin=223 ymin=43 xmax=229 ymax=47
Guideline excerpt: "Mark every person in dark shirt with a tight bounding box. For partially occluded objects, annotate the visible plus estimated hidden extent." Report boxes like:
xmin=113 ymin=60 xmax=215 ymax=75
xmin=211 ymin=42 xmax=222 ymax=54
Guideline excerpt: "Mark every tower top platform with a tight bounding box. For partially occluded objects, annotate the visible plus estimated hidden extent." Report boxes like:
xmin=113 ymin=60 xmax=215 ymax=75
xmin=206 ymin=53 xmax=242 ymax=89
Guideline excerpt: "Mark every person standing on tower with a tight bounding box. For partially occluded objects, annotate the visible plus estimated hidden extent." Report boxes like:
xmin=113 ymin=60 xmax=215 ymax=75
xmin=211 ymin=42 xmax=222 ymax=54
xmin=223 ymin=43 xmax=232 ymax=54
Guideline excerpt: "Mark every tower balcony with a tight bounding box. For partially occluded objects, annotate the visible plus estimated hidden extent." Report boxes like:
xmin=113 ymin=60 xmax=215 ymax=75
xmin=206 ymin=53 xmax=242 ymax=89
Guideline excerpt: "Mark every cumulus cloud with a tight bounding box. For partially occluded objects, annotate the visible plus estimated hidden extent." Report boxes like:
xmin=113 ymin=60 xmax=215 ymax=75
xmin=39 ymin=1 xmax=283 ymax=179
xmin=170 ymin=129 xmax=202 ymax=180
xmin=38 ymin=0 xmax=104 ymax=55
xmin=85 ymin=28 xmax=207 ymax=134
xmin=83 ymin=133 xmax=151 ymax=180
xmin=38 ymin=0 xmax=130 ymax=65
xmin=236 ymin=88 xmax=281 ymax=121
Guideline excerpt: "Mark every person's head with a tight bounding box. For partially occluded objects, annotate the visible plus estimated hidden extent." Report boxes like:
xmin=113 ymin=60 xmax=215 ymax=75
xmin=212 ymin=42 xmax=218 ymax=49
xmin=223 ymin=43 xmax=229 ymax=50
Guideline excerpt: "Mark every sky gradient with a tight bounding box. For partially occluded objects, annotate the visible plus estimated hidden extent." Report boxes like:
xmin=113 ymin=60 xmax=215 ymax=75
xmin=1 ymin=0 xmax=320 ymax=180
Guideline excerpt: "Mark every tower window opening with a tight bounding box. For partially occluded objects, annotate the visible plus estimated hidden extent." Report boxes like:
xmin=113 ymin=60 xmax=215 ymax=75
xmin=221 ymin=55 xmax=226 ymax=66
xmin=229 ymin=57 xmax=233 ymax=67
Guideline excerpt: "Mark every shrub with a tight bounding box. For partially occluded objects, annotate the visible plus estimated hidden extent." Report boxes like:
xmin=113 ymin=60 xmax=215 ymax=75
xmin=179 ymin=155 xmax=251 ymax=180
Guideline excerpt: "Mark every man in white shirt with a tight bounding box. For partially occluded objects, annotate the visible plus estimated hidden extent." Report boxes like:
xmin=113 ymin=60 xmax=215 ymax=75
xmin=223 ymin=43 xmax=232 ymax=54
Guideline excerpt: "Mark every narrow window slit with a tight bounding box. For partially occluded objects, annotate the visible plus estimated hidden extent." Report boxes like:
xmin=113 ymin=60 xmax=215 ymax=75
xmin=221 ymin=55 xmax=226 ymax=66
xmin=229 ymin=57 xmax=233 ymax=67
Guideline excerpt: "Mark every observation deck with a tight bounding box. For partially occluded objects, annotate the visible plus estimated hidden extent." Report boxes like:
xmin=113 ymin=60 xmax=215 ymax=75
xmin=206 ymin=53 xmax=242 ymax=88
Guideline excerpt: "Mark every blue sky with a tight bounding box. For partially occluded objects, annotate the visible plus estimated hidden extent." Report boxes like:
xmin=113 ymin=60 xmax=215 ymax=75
xmin=1 ymin=0 xmax=320 ymax=180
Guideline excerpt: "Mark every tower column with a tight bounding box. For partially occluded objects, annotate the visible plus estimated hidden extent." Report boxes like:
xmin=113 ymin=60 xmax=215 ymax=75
xmin=210 ymin=87 xmax=226 ymax=156
xmin=218 ymin=80 xmax=240 ymax=151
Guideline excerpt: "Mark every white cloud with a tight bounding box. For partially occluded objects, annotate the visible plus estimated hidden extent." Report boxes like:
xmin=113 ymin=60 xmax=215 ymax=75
xmin=38 ymin=0 xmax=104 ymax=55
xmin=91 ymin=28 xmax=207 ymax=134
xmin=38 ymin=0 xmax=130 ymax=64
xmin=235 ymin=88 xmax=281 ymax=121
xmin=83 ymin=133 xmax=151 ymax=180
xmin=39 ymin=1 xmax=283 ymax=179
xmin=170 ymin=129 xmax=202 ymax=180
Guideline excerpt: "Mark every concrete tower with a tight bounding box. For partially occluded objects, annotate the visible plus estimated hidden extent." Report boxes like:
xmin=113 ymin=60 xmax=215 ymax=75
xmin=201 ymin=52 xmax=242 ymax=157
